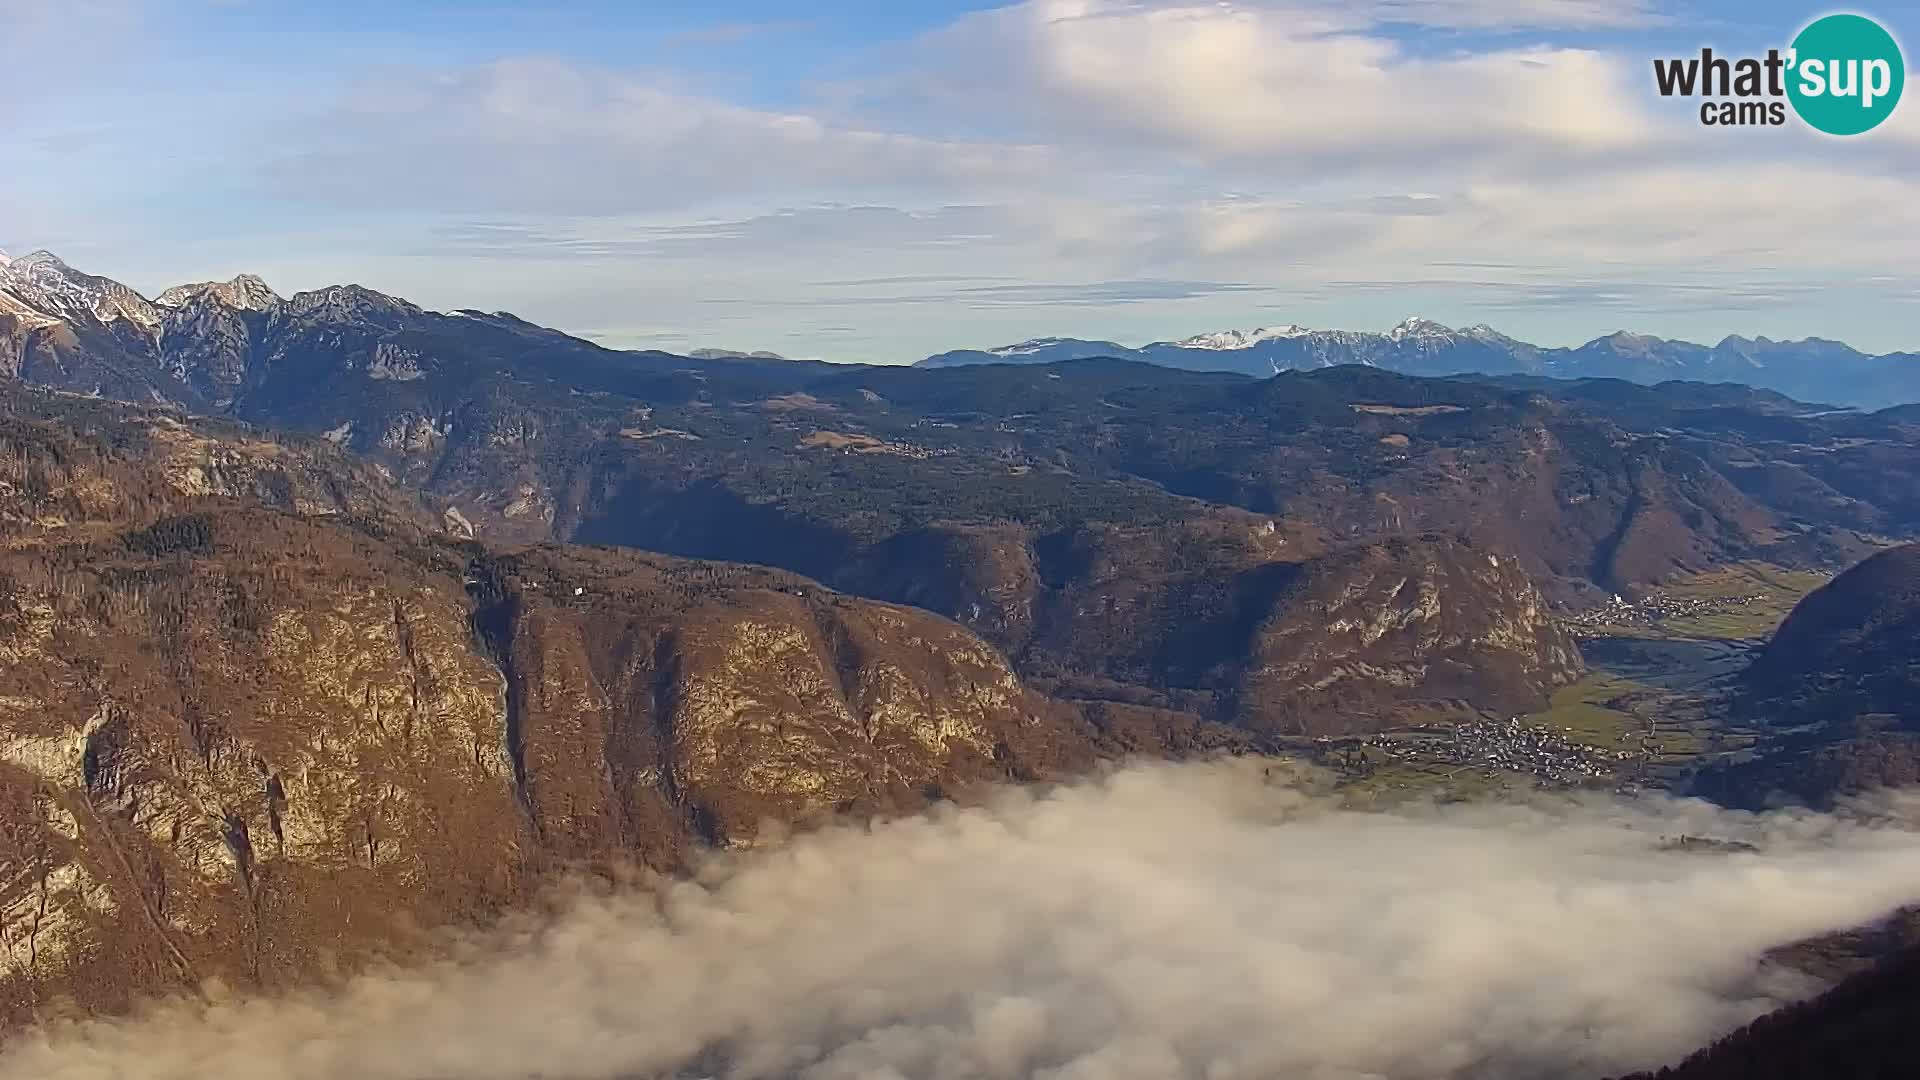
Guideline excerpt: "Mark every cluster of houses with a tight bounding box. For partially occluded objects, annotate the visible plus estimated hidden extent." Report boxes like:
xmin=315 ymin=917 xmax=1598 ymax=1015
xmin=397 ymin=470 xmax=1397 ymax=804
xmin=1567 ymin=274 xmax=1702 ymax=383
xmin=1561 ymin=590 xmax=1769 ymax=635
xmin=1326 ymin=715 xmax=1638 ymax=789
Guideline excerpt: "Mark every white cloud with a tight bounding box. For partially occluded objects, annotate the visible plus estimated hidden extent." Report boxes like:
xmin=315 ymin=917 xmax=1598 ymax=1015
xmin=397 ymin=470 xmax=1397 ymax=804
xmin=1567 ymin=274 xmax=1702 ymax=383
xmin=270 ymin=58 xmax=1063 ymax=215
xmin=236 ymin=2 xmax=1676 ymax=220
xmin=6 ymin=761 xmax=1920 ymax=1080
xmin=905 ymin=0 xmax=1657 ymax=169
xmin=1138 ymin=163 xmax=1920 ymax=277
xmin=11 ymin=0 xmax=1920 ymax=356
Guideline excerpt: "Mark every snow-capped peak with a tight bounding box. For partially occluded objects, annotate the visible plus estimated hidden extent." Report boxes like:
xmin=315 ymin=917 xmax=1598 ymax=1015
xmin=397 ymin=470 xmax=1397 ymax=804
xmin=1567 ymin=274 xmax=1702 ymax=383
xmin=0 ymin=250 xmax=161 ymax=331
xmin=0 ymin=249 xmax=11 ymax=271
xmin=1387 ymin=317 xmax=1455 ymax=342
xmin=1168 ymin=326 xmax=1310 ymax=350
xmin=2 ymin=250 xmax=69 ymax=278
xmin=156 ymin=273 xmax=281 ymax=312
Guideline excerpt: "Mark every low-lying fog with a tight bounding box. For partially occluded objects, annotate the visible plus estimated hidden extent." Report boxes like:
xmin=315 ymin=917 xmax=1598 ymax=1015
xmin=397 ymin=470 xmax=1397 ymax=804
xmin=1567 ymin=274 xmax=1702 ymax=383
xmin=9 ymin=760 xmax=1920 ymax=1080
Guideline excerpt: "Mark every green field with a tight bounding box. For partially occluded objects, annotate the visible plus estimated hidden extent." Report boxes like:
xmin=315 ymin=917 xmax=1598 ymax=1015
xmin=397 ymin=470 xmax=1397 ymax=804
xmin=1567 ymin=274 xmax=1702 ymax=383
xmin=1526 ymin=673 xmax=1713 ymax=760
xmin=1656 ymin=563 xmax=1832 ymax=640
xmin=1576 ymin=562 xmax=1831 ymax=642
xmin=1529 ymin=673 xmax=1647 ymax=750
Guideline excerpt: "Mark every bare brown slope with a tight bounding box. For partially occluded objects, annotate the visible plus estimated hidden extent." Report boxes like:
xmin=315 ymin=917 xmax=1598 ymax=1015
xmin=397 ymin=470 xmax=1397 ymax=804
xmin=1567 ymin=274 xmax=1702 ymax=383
xmin=0 ymin=507 xmax=1138 ymax=1022
xmin=0 ymin=387 xmax=1151 ymax=1022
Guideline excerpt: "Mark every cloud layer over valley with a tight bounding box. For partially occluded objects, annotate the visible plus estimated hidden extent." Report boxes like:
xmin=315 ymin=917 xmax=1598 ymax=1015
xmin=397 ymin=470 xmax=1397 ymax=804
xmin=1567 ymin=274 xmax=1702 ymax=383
xmin=9 ymin=760 xmax=1920 ymax=1080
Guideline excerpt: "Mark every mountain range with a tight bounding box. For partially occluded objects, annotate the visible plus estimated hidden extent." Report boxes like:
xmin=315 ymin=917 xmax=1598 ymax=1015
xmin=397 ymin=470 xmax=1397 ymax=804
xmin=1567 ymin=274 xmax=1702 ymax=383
xmin=9 ymin=246 xmax=1920 ymax=752
xmin=10 ymin=247 xmax=1920 ymax=1062
xmin=920 ymin=318 xmax=1920 ymax=409
xmin=7 ymin=247 xmax=1919 ymax=411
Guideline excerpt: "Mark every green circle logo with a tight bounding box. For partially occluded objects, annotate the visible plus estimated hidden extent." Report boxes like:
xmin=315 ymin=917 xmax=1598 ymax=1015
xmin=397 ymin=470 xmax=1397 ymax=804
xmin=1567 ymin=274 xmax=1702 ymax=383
xmin=1787 ymin=13 xmax=1905 ymax=135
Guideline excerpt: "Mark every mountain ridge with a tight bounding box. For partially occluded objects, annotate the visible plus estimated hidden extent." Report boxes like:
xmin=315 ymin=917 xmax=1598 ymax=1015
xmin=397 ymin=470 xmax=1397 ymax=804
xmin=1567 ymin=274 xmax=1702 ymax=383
xmin=920 ymin=319 xmax=1918 ymax=408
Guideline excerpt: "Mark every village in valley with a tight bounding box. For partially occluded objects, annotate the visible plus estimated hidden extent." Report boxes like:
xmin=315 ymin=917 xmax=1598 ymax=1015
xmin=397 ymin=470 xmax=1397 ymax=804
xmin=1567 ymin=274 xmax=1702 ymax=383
xmin=1558 ymin=563 xmax=1835 ymax=642
xmin=1322 ymin=715 xmax=1641 ymax=792
xmin=1313 ymin=562 xmax=1834 ymax=803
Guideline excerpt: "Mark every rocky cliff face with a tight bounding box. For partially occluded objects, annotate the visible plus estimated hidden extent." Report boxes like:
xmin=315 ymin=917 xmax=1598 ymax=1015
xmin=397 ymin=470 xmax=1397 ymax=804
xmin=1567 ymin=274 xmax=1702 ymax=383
xmin=0 ymin=391 xmax=1131 ymax=1021
xmin=1232 ymin=535 xmax=1581 ymax=734
xmin=0 ymin=515 xmax=523 ymax=1018
xmin=0 ymin=516 xmax=1115 ymax=1022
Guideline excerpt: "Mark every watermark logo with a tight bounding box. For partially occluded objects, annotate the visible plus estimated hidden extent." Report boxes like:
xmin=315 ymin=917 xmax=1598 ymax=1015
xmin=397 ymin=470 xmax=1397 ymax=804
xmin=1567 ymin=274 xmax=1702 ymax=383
xmin=1653 ymin=12 xmax=1905 ymax=134
xmin=1789 ymin=14 xmax=1904 ymax=134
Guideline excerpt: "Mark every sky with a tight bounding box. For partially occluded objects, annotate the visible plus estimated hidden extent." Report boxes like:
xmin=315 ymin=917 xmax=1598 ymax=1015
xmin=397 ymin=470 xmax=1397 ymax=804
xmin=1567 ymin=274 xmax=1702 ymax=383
xmin=2 ymin=0 xmax=1917 ymax=361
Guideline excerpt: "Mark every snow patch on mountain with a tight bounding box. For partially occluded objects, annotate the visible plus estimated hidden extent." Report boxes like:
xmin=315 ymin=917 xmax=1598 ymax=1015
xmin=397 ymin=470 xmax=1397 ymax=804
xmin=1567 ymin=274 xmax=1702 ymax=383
xmin=991 ymin=338 xmax=1078 ymax=357
xmin=1166 ymin=326 xmax=1310 ymax=350
xmin=0 ymin=287 xmax=63 ymax=331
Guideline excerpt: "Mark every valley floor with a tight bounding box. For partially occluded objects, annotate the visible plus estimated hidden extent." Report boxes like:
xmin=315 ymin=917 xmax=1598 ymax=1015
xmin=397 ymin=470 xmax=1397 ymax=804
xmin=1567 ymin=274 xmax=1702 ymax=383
xmin=1308 ymin=562 xmax=1829 ymax=805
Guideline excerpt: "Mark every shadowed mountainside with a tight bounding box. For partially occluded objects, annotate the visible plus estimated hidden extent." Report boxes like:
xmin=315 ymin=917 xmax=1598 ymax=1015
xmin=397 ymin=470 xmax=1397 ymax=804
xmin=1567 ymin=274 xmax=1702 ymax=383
xmin=1690 ymin=543 xmax=1920 ymax=809
xmin=1617 ymin=942 xmax=1920 ymax=1080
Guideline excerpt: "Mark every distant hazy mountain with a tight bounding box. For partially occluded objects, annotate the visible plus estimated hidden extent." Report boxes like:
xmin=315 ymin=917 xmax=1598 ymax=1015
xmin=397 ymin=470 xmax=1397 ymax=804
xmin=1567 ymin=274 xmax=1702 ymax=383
xmin=919 ymin=319 xmax=1920 ymax=408
xmin=687 ymin=347 xmax=790 ymax=361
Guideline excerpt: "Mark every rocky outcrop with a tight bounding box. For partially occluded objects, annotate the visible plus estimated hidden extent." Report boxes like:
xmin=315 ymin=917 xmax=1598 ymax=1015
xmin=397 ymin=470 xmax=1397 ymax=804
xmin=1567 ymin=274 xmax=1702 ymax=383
xmin=1232 ymin=535 xmax=1582 ymax=734
xmin=471 ymin=545 xmax=1099 ymax=858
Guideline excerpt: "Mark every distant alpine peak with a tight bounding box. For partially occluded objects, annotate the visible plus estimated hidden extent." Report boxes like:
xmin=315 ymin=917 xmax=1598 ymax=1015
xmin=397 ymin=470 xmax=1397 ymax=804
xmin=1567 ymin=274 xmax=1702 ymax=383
xmin=285 ymin=284 xmax=423 ymax=322
xmin=0 ymin=249 xmax=11 ymax=270
xmin=1594 ymin=330 xmax=1667 ymax=355
xmin=688 ymin=347 xmax=790 ymax=361
xmin=1387 ymin=317 xmax=1456 ymax=341
xmin=157 ymin=273 xmax=281 ymax=312
xmin=1 ymin=250 xmax=72 ymax=278
xmin=1168 ymin=326 xmax=1310 ymax=350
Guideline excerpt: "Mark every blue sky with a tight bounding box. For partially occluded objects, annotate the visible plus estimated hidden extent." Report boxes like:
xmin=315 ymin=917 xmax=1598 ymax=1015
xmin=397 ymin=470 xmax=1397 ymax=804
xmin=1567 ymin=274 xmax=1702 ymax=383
xmin=3 ymin=0 xmax=1917 ymax=361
